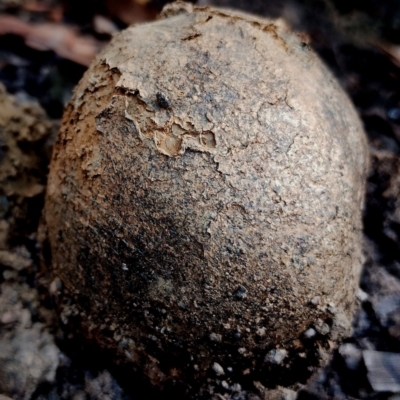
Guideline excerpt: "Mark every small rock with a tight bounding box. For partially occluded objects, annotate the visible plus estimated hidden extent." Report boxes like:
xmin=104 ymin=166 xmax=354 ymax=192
xmin=254 ymin=381 xmax=296 ymax=400
xmin=0 ymin=323 xmax=60 ymax=399
xmin=372 ymin=294 xmax=400 ymax=328
xmin=310 ymin=296 xmax=321 ymax=306
xmin=0 ymin=311 xmax=18 ymax=324
xmin=2 ymin=270 xmax=17 ymax=281
xmin=235 ymin=285 xmax=247 ymax=300
xmin=221 ymin=380 xmax=229 ymax=389
xmin=267 ymin=387 xmax=297 ymax=400
xmin=49 ymin=277 xmax=62 ymax=295
xmin=85 ymin=370 xmax=123 ymax=400
xmin=256 ymin=327 xmax=266 ymax=337
xmin=363 ymin=350 xmax=400 ymax=393
xmin=314 ymin=319 xmax=330 ymax=335
xmin=304 ymin=328 xmax=316 ymax=338
xmin=265 ymin=349 xmax=287 ymax=365
xmin=330 ymin=309 xmax=352 ymax=341
xmin=231 ymin=383 xmax=242 ymax=392
xmin=339 ymin=343 xmax=362 ymax=370
xmin=353 ymin=307 xmax=372 ymax=335
xmin=356 ymin=288 xmax=369 ymax=302
xmin=388 ymin=108 xmax=400 ymax=121
xmin=212 ymin=362 xmax=225 ymax=376
xmin=0 ymin=250 xmax=31 ymax=271
xmin=209 ymin=332 xmax=222 ymax=342
xmin=327 ymin=302 xmax=338 ymax=314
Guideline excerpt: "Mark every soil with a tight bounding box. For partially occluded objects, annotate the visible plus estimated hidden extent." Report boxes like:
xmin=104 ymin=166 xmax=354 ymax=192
xmin=1 ymin=1 xmax=400 ymax=399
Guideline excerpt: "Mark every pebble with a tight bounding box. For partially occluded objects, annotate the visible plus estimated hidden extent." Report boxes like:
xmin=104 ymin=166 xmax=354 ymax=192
xmin=209 ymin=333 xmax=222 ymax=342
xmin=235 ymin=285 xmax=247 ymax=300
xmin=49 ymin=278 xmax=62 ymax=294
xmin=256 ymin=327 xmax=266 ymax=337
xmin=221 ymin=380 xmax=229 ymax=389
xmin=372 ymin=294 xmax=400 ymax=328
xmin=1 ymin=311 xmax=18 ymax=324
xmin=264 ymin=349 xmax=287 ymax=365
xmin=314 ymin=319 xmax=330 ymax=335
xmin=339 ymin=343 xmax=362 ymax=370
xmin=0 ymin=250 xmax=31 ymax=271
xmin=388 ymin=108 xmax=400 ymax=121
xmin=304 ymin=328 xmax=316 ymax=338
xmin=231 ymin=383 xmax=242 ymax=392
xmin=0 ymin=322 xmax=59 ymax=399
xmin=356 ymin=288 xmax=369 ymax=302
xmin=2 ymin=270 xmax=17 ymax=281
xmin=212 ymin=362 xmax=225 ymax=376
xmin=310 ymin=296 xmax=321 ymax=306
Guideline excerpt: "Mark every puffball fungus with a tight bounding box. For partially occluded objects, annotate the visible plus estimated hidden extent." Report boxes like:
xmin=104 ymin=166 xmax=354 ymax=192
xmin=42 ymin=1 xmax=368 ymax=390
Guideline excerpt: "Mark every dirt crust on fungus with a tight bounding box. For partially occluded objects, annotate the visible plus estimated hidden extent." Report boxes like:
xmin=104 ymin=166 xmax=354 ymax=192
xmin=41 ymin=1 xmax=368 ymax=390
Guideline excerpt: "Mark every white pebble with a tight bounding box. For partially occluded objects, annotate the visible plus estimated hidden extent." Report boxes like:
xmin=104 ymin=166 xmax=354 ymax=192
xmin=356 ymin=288 xmax=369 ymax=302
xmin=304 ymin=328 xmax=316 ymax=338
xmin=212 ymin=362 xmax=225 ymax=375
xmin=265 ymin=348 xmax=287 ymax=365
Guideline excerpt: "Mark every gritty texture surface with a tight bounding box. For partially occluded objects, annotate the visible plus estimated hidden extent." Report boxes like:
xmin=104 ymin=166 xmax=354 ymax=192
xmin=42 ymin=2 xmax=368 ymax=391
xmin=0 ymin=282 xmax=59 ymax=400
xmin=0 ymin=83 xmax=59 ymax=400
xmin=0 ymin=83 xmax=54 ymax=199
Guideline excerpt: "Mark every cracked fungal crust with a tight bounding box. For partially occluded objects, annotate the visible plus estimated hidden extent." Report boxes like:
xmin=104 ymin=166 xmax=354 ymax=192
xmin=43 ymin=2 xmax=368 ymax=388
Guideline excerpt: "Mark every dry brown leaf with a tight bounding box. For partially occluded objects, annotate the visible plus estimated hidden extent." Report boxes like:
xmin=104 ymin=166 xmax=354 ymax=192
xmin=105 ymin=0 xmax=157 ymax=25
xmin=373 ymin=41 xmax=400 ymax=68
xmin=0 ymin=15 xmax=103 ymax=65
xmin=0 ymin=14 xmax=30 ymax=36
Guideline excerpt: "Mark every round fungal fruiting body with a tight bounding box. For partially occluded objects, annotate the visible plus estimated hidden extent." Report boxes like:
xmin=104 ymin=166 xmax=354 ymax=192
xmin=42 ymin=2 xmax=368 ymax=388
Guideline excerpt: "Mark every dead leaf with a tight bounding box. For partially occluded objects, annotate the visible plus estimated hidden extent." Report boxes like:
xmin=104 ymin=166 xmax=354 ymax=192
xmin=0 ymin=15 xmax=103 ymax=65
xmin=104 ymin=0 xmax=157 ymax=25
xmin=373 ymin=41 xmax=400 ymax=69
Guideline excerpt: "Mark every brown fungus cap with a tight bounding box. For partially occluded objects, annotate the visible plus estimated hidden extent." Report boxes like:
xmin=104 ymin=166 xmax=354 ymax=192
xmin=41 ymin=1 xmax=368 ymax=390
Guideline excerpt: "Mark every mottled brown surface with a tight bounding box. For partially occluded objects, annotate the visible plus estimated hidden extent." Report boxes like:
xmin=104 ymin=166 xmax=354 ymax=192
xmin=0 ymin=83 xmax=54 ymax=198
xmin=41 ymin=2 xmax=368 ymax=390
